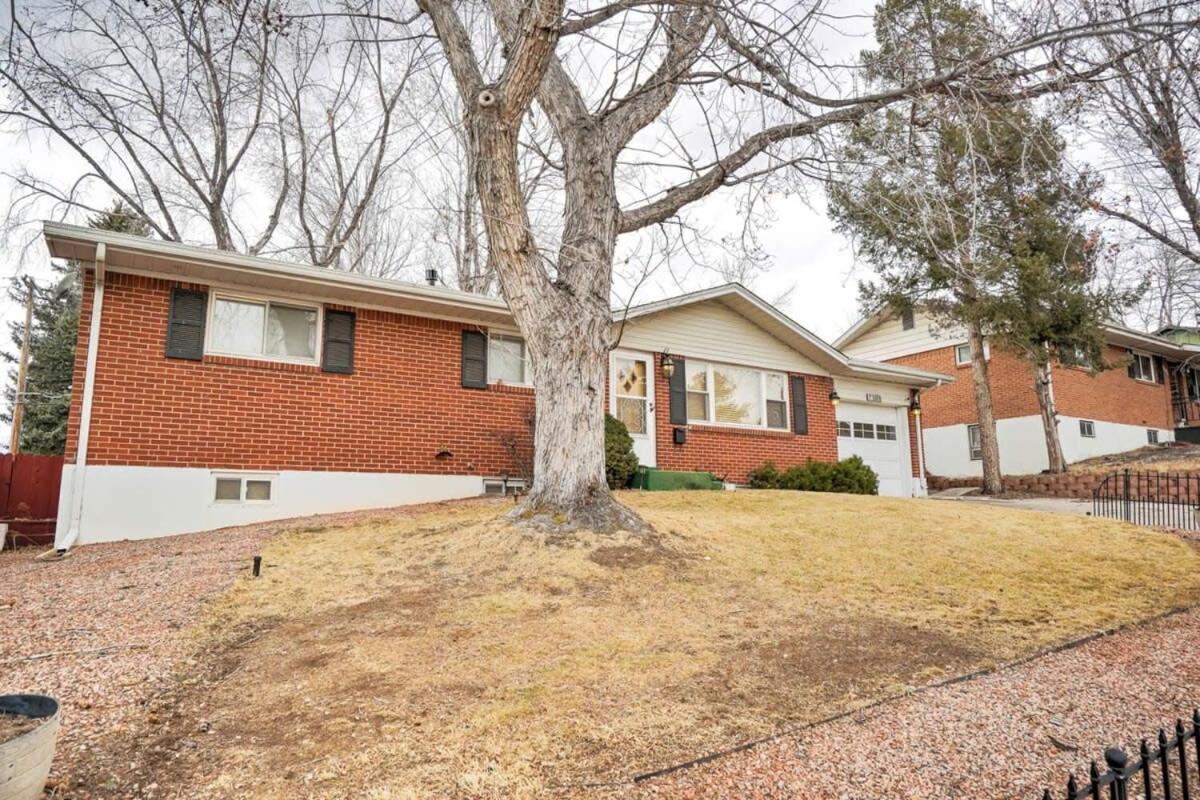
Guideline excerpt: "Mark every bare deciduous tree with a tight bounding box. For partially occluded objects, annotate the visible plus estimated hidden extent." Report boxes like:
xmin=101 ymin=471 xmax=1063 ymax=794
xmin=369 ymin=0 xmax=1193 ymax=526
xmin=0 ymin=0 xmax=428 ymax=270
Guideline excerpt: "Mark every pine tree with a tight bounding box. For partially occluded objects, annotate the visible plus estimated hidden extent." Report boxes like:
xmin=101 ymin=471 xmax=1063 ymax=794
xmin=4 ymin=202 xmax=150 ymax=453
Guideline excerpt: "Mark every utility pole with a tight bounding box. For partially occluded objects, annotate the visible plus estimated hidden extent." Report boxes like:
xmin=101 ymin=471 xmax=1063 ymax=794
xmin=10 ymin=279 xmax=33 ymax=454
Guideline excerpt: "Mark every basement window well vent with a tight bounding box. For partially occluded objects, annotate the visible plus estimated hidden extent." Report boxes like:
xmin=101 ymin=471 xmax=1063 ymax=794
xmin=483 ymin=478 xmax=526 ymax=496
xmin=214 ymin=475 xmax=274 ymax=503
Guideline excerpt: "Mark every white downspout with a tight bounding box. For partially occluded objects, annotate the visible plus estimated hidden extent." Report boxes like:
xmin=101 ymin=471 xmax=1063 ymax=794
xmin=57 ymin=243 xmax=105 ymax=552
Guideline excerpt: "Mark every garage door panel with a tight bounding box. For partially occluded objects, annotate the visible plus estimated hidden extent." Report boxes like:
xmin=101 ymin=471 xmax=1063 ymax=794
xmin=836 ymin=404 xmax=909 ymax=497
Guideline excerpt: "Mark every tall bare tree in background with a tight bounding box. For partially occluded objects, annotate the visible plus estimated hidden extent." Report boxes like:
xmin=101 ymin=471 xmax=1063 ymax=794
xmin=0 ymin=0 xmax=427 ymax=269
xmin=370 ymin=0 xmax=1195 ymax=526
xmin=1081 ymin=0 xmax=1199 ymax=271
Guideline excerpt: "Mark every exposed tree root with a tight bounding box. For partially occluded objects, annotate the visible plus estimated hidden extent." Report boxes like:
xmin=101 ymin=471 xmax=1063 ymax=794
xmin=506 ymin=490 xmax=650 ymax=536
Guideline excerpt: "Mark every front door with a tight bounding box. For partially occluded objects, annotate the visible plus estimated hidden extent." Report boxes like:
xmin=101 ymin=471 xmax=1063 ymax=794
xmin=611 ymin=351 xmax=656 ymax=467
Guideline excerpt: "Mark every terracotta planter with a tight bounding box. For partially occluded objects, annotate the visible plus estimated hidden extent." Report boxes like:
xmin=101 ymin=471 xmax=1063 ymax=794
xmin=0 ymin=695 xmax=59 ymax=800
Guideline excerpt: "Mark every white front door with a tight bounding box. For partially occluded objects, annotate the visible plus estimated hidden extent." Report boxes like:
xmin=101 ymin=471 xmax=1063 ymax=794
xmin=611 ymin=351 xmax=656 ymax=467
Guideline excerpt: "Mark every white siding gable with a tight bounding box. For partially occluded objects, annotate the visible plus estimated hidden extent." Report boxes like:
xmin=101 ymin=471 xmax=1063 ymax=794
xmin=615 ymin=300 xmax=828 ymax=375
xmin=840 ymin=309 xmax=965 ymax=361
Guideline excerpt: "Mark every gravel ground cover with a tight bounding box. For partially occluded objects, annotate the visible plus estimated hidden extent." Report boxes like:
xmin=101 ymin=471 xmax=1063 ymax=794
xmin=635 ymin=606 xmax=1200 ymax=800
xmin=0 ymin=502 xmax=470 ymax=796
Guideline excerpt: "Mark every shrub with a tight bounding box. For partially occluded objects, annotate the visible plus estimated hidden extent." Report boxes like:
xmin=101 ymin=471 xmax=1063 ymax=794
xmin=748 ymin=457 xmax=879 ymax=495
xmin=604 ymin=413 xmax=640 ymax=489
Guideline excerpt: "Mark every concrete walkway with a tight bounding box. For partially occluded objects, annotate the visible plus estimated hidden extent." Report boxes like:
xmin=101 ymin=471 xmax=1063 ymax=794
xmin=933 ymin=494 xmax=1094 ymax=517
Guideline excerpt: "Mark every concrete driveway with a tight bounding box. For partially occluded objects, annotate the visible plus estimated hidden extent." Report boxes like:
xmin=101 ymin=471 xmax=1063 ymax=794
xmin=931 ymin=492 xmax=1094 ymax=517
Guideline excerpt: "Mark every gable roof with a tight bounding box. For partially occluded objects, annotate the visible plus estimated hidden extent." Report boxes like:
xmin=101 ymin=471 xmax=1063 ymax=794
xmin=43 ymin=222 xmax=948 ymax=388
xmin=620 ymin=283 xmax=948 ymax=386
xmin=836 ymin=305 xmax=1200 ymax=362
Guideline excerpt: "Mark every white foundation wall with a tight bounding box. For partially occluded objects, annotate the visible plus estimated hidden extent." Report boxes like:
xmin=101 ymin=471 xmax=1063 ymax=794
xmin=923 ymin=415 xmax=1174 ymax=477
xmin=55 ymin=465 xmax=484 ymax=547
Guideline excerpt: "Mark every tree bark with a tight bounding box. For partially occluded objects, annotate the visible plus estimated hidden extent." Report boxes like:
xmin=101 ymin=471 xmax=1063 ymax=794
xmin=1033 ymin=350 xmax=1068 ymax=474
xmin=966 ymin=321 xmax=1003 ymax=494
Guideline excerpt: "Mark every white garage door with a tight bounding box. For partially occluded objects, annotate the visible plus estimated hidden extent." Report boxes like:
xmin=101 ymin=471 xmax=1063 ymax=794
xmin=836 ymin=403 xmax=911 ymax=497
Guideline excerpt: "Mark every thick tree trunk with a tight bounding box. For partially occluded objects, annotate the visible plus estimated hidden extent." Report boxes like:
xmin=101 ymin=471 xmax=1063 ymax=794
xmin=1033 ymin=353 xmax=1068 ymax=474
xmin=466 ymin=91 xmax=644 ymax=532
xmin=966 ymin=321 xmax=1003 ymax=494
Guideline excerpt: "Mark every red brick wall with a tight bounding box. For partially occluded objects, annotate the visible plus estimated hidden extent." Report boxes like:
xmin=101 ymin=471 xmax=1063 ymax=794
xmin=894 ymin=344 xmax=1173 ymax=430
xmin=66 ymin=272 xmax=535 ymax=476
xmin=649 ymin=353 xmax=838 ymax=483
xmin=67 ymin=272 xmax=849 ymax=485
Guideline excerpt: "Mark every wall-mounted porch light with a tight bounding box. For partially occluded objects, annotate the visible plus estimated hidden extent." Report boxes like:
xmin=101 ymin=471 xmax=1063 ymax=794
xmin=828 ymin=390 xmax=840 ymax=408
xmin=910 ymin=397 xmax=922 ymax=417
xmin=661 ymin=351 xmax=676 ymax=379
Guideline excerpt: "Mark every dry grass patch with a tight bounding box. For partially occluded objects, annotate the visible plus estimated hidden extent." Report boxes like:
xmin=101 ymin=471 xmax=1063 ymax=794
xmin=149 ymin=492 xmax=1200 ymax=799
xmin=1072 ymin=443 xmax=1200 ymax=474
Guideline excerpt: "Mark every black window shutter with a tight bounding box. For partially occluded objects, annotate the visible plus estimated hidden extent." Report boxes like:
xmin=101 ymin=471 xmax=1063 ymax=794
xmin=462 ymin=330 xmax=488 ymax=389
xmin=1127 ymin=350 xmax=1137 ymax=379
xmin=790 ymin=375 xmax=809 ymax=435
xmin=322 ymin=309 xmax=356 ymax=374
xmin=1157 ymin=356 xmax=1167 ymax=384
xmin=668 ymin=356 xmax=687 ymax=425
xmin=165 ymin=288 xmax=207 ymax=360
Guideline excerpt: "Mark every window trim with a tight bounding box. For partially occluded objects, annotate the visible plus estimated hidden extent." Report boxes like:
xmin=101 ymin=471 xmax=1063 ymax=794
xmin=684 ymin=359 xmax=791 ymax=431
xmin=1148 ymin=429 xmax=1160 ymax=444
xmin=1129 ymin=350 xmax=1157 ymax=384
xmin=211 ymin=472 xmax=277 ymax=505
xmin=1079 ymin=419 xmax=1096 ymax=438
xmin=1188 ymin=368 xmax=1200 ymax=401
xmin=205 ymin=291 xmax=322 ymax=366
xmin=487 ymin=333 xmax=532 ymax=387
xmin=967 ymin=423 xmax=983 ymax=461
xmin=954 ymin=339 xmax=990 ymax=367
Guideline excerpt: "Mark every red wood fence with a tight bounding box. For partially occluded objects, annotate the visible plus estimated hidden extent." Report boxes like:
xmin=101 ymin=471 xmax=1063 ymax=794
xmin=0 ymin=453 xmax=64 ymax=548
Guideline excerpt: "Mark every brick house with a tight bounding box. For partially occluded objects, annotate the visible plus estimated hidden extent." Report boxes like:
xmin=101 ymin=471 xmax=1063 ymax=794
xmin=44 ymin=223 xmax=946 ymax=548
xmin=835 ymin=307 xmax=1200 ymax=478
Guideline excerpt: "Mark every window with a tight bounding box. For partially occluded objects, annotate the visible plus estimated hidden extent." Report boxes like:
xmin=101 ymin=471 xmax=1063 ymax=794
xmin=876 ymin=424 xmax=897 ymax=441
xmin=955 ymin=339 xmax=990 ymax=366
xmin=1148 ymin=429 xmax=1160 ymax=444
xmin=208 ymin=295 xmax=318 ymax=363
xmin=213 ymin=475 xmax=273 ymax=503
xmin=684 ymin=360 xmax=789 ymax=430
xmin=488 ymin=335 xmax=528 ymax=385
xmin=614 ymin=356 xmax=649 ymax=434
xmin=1189 ymin=368 xmax=1200 ymax=400
xmin=967 ymin=424 xmax=983 ymax=460
xmin=852 ymin=422 xmax=875 ymax=439
xmin=837 ymin=421 xmax=851 ymax=437
xmin=483 ymin=477 xmax=526 ymax=496
xmin=1129 ymin=351 xmax=1156 ymax=383
xmin=900 ymin=308 xmax=915 ymax=331
xmin=1079 ymin=420 xmax=1096 ymax=438
xmin=1059 ymin=346 xmax=1088 ymax=367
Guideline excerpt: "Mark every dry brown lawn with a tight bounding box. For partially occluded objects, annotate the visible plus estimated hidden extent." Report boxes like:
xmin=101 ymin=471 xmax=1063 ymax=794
xmin=128 ymin=491 xmax=1200 ymax=799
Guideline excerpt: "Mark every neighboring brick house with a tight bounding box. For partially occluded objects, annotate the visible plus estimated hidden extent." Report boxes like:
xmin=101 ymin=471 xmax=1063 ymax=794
xmin=836 ymin=307 xmax=1200 ymax=478
xmin=45 ymin=223 xmax=946 ymax=547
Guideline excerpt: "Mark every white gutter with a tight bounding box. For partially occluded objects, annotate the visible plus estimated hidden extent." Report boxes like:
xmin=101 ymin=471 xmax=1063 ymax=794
xmin=58 ymin=243 xmax=105 ymax=551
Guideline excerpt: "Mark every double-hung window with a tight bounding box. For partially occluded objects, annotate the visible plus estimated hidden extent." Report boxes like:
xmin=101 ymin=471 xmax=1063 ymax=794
xmin=488 ymin=335 xmax=528 ymax=385
xmin=955 ymin=339 xmax=989 ymax=366
xmin=967 ymin=424 xmax=983 ymax=460
xmin=684 ymin=360 xmax=789 ymax=430
xmin=208 ymin=294 xmax=319 ymax=363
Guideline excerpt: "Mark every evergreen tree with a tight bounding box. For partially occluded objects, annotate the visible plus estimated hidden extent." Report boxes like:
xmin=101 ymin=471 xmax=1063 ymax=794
xmin=4 ymin=203 xmax=150 ymax=453
xmin=830 ymin=0 xmax=1131 ymax=484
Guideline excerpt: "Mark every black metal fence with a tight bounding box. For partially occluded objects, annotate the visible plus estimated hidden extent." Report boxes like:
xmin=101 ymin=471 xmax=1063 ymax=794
xmin=1042 ymin=710 xmax=1199 ymax=800
xmin=1092 ymin=470 xmax=1200 ymax=530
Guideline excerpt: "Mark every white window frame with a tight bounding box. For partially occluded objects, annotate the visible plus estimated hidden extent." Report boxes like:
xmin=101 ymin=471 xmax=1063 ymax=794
xmin=1079 ymin=419 xmax=1096 ymax=438
xmin=212 ymin=472 xmax=277 ymax=505
xmin=205 ymin=291 xmax=322 ymax=366
xmin=967 ymin=424 xmax=983 ymax=460
xmin=487 ymin=334 xmax=532 ymax=387
xmin=1148 ymin=429 xmax=1160 ymax=444
xmin=1129 ymin=350 xmax=1156 ymax=383
xmin=836 ymin=421 xmax=851 ymax=437
xmin=684 ymin=359 xmax=791 ymax=431
xmin=955 ymin=339 xmax=990 ymax=367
